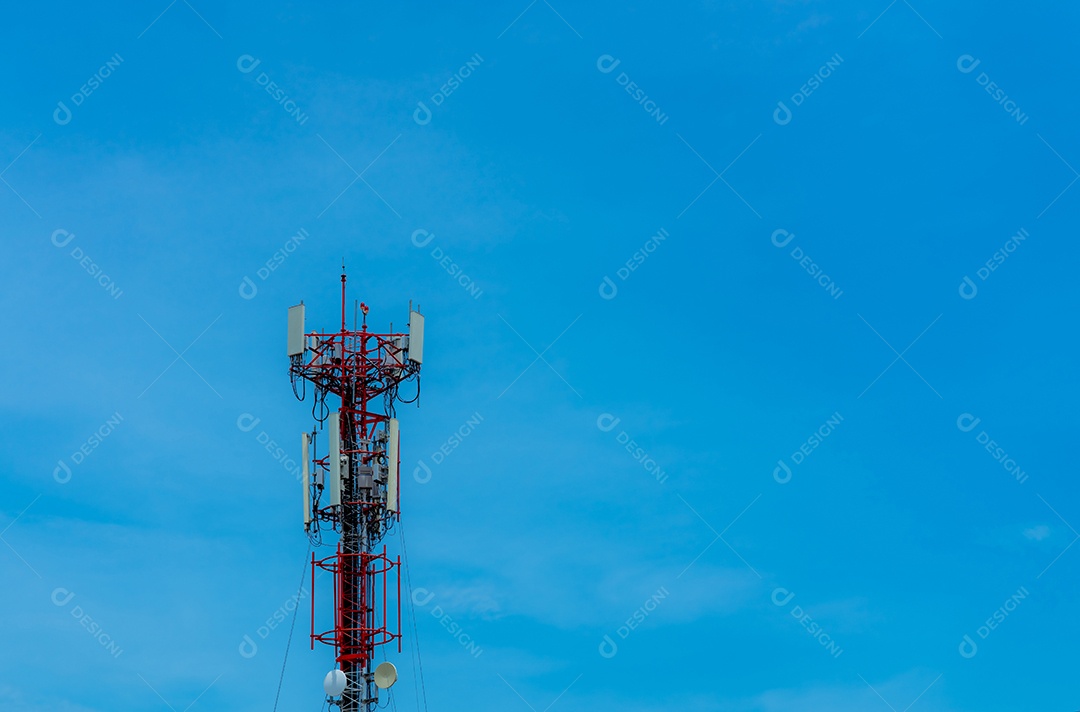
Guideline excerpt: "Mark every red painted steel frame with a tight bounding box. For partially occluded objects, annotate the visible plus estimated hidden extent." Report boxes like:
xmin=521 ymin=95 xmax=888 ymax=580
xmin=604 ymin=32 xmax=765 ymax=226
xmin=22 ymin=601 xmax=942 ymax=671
xmin=311 ymin=546 xmax=402 ymax=660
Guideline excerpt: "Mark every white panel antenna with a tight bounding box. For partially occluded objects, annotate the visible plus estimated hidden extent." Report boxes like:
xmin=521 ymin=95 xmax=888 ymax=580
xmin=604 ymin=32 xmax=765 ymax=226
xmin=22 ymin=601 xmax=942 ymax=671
xmin=383 ymin=336 xmax=405 ymax=370
xmin=408 ymin=310 xmax=424 ymax=364
xmin=328 ymin=411 xmax=342 ymax=507
xmin=287 ymin=303 xmax=306 ymax=357
xmin=302 ymin=432 xmax=312 ymax=530
xmin=387 ymin=418 xmax=400 ymax=513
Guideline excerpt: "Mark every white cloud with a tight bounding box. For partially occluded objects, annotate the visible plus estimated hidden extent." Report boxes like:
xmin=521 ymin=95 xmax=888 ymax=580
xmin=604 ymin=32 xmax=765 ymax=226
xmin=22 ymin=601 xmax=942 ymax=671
xmin=1024 ymin=524 xmax=1051 ymax=541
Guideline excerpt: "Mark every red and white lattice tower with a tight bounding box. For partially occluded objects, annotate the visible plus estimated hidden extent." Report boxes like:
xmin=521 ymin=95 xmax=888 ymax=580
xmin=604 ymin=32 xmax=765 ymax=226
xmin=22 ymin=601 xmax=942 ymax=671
xmin=286 ymin=269 xmax=424 ymax=711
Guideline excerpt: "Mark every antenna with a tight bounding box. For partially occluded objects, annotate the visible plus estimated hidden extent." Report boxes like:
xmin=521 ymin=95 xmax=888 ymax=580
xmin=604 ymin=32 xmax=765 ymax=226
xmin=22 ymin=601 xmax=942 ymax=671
xmin=387 ymin=419 xmax=400 ymax=514
xmin=374 ymin=662 xmax=398 ymax=689
xmin=324 ymin=669 xmax=347 ymax=696
xmin=287 ymin=273 xmax=425 ymax=712
xmin=302 ymin=432 xmax=312 ymax=531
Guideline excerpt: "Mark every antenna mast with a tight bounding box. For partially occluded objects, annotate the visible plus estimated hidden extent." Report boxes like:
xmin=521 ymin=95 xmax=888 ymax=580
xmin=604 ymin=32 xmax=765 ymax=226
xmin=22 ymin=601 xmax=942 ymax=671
xmin=286 ymin=269 xmax=425 ymax=711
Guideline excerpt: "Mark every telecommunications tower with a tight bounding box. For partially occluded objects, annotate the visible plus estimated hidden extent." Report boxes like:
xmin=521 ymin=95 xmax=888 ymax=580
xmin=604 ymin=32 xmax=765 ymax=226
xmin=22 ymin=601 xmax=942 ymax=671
xmin=286 ymin=269 xmax=424 ymax=711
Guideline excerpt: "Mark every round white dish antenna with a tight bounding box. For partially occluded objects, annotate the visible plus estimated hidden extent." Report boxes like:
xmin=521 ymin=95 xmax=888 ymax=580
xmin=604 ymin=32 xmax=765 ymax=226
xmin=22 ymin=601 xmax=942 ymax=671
xmin=374 ymin=661 xmax=398 ymax=689
xmin=323 ymin=669 xmax=347 ymax=696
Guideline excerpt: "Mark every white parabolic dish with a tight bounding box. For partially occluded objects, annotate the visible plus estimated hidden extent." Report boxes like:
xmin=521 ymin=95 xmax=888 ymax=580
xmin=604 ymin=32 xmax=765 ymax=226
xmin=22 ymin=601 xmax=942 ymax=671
xmin=324 ymin=669 xmax=347 ymax=696
xmin=374 ymin=662 xmax=398 ymax=689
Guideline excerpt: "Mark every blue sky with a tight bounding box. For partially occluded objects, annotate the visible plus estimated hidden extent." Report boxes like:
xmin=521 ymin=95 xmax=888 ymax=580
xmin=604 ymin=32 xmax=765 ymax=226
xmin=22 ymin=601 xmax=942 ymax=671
xmin=2 ymin=1 xmax=1078 ymax=710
